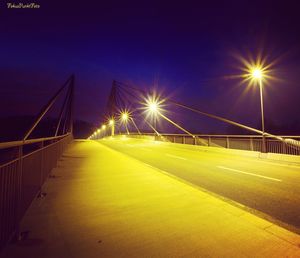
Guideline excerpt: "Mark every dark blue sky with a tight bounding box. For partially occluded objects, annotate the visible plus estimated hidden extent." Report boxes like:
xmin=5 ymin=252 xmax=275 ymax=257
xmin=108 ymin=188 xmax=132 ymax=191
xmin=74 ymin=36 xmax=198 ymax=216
xmin=1 ymin=1 xmax=300 ymax=133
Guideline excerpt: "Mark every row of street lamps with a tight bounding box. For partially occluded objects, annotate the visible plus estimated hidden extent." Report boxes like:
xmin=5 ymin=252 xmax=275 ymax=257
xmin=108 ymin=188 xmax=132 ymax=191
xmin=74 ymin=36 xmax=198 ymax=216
xmin=88 ymin=99 xmax=160 ymax=140
xmin=88 ymin=66 xmax=267 ymax=152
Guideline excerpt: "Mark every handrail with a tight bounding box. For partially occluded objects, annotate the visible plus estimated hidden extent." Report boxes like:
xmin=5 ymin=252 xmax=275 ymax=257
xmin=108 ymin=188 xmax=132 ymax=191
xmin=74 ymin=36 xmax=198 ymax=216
xmin=0 ymin=133 xmax=71 ymax=150
xmin=0 ymin=133 xmax=72 ymax=250
xmin=114 ymin=132 xmax=300 ymax=139
xmin=113 ymin=133 xmax=300 ymax=150
xmin=109 ymin=133 xmax=300 ymax=155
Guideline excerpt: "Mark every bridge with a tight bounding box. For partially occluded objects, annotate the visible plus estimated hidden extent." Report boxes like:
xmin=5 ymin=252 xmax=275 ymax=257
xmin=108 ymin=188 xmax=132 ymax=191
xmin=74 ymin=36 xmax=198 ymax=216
xmin=1 ymin=76 xmax=300 ymax=257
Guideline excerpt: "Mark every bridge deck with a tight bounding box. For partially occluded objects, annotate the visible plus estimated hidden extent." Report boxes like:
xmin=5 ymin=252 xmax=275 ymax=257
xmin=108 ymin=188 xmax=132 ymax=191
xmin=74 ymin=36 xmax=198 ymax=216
xmin=1 ymin=140 xmax=300 ymax=257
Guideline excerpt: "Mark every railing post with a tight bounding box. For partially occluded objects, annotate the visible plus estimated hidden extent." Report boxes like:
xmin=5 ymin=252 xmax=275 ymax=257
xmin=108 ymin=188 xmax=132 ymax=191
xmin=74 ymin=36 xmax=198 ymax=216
xmin=282 ymin=141 xmax=286 ymax=155
xmin=264 ymin=137 xmax=268 ymax=153
xmin=226 ymin=137 xmax=230 ymax=149
xmin=183 ymin=136 xmax=185 ymax=144
xmin=111 ymin=125 xmax=115 ymax=137
xmin=250 ymin=137 xmax=254 ymax=151
xmin=15 ymin=144 xmax=23 ymax=241
xmin=208 ymin=136 xmax=211 ymax=147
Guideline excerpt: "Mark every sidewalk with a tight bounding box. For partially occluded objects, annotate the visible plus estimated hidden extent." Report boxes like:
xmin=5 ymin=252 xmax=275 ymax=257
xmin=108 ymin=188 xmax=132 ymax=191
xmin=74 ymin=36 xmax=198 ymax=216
xmin=1 ymin=140 xmax=300 ymax=258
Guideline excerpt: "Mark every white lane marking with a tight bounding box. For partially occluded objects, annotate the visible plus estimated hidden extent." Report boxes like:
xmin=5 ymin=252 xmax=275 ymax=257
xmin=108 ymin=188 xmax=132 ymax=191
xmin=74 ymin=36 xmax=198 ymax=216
xmin=217 ymin=166 xmax=282 ymax=182
xmin=166 ymin=153 xmax=187 ymax=160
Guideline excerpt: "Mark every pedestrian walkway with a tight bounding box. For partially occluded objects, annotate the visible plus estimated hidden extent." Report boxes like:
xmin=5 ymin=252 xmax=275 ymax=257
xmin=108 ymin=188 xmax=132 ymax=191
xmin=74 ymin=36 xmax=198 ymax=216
xmin=1 ymin=140 xmax=300 ymax=257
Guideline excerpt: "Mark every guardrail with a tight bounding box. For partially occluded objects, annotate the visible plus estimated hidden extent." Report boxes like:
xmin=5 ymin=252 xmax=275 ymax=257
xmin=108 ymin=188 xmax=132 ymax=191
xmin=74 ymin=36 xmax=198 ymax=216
xmin=116 ymin=133 xmax=300 ymax=156
xmin=0 ymin=134 xmax=72 ymax=251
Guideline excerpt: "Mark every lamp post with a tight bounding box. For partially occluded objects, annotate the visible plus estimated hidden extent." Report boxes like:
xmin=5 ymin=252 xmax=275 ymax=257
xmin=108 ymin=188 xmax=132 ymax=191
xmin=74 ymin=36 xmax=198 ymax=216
xmin=252 ymin=68 xmax=266 ymax=153
xmin=121 ymin=112 xmax=130 ymax=134
xmin=148 ymin=101 xmax=158 ymax=129
xmin=109 ymin=119 xmax=115 ymax=136
xmin=101 ymin=124 xmax=106 ymax=138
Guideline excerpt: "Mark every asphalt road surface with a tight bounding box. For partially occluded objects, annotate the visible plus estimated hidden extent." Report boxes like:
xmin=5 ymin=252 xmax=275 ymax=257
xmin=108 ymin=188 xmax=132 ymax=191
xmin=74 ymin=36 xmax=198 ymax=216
xmin=98 ymin=137 xmax=300 ymax=233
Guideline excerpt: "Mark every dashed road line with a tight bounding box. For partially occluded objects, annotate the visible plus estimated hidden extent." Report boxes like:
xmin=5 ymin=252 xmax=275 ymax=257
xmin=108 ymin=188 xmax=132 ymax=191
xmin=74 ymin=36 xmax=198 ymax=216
xmin=166 ymin=153 xmax=187 ymax=160
xmin=217 ymin=166 xmax=282 ymax=182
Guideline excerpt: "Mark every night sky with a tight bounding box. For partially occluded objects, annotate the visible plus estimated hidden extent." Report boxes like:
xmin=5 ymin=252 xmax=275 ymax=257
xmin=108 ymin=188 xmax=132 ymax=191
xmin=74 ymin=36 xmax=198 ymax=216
xmin=1 ymin=1 xmax=300 ymax=134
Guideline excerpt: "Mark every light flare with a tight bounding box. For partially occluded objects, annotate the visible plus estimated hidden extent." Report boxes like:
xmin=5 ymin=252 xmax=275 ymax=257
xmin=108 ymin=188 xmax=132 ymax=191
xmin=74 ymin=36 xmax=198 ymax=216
xmin=119 ymin=109 xmax=131 ymax=123
xmin=141 ymin=91 xmax=166 ymax=120
xmin=227 ymin=50 xmax=281 ymax=91
xmin=252 ymin=68 xmax=263 ymax=79
xmin=109 ymin=119 xmax=114 ymax=126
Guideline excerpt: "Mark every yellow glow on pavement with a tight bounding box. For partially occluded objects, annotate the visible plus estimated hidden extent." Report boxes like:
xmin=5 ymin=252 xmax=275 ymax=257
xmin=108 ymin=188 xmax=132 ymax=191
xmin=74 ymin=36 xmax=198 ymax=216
xmin=8 ymin=139 xmax=300 ymax=257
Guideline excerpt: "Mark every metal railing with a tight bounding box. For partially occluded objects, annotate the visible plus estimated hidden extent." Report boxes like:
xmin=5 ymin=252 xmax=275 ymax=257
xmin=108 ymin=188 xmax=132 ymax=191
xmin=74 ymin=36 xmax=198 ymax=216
xmin=0 ymin=75 xmax=75 ymax=251
xmin=117 ymin=133 xmax=300 ymax=156
xmin=0 ymin=134 xmax=72 ymax=250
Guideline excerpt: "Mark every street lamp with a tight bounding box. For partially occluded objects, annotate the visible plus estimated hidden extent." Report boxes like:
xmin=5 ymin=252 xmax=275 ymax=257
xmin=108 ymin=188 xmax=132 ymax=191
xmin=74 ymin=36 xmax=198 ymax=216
xmin=147 ymin=101 xmax=159 ymax=115
xmin=100 ymin=124 xmax=107 ymax=138
xmin=120 ymin=111 xmax=130 ymax=135
xmin=121 ymin=112 xmax=129 ymax=122
xmin=109 ymin=118 xmax=115 ymax=136
xmin=96 ymin=129 xmax=101 ymax=139
xmin=252 ymin=68 xmax=262 ymax=79
xmin=250 ymin=66 xmax=266 ymax=152
xmin=143 ymin=94 xmax=166 ymax=130
xmin=149 ymin=102 xmax=158 ymax=113
xmin=146 ymin=99 xmax=160 ymax=130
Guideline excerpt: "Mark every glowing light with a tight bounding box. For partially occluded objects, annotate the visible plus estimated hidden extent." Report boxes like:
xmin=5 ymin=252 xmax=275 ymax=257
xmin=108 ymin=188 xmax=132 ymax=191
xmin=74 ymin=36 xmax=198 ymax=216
xmin=97 ymin=129 xmax=100 ymax=133
xmin=102 ymin=125 xmax=106 ymax=130
xmin=121 ymin=112 xmax=129 ymax=121
xmin=144 ymin=95 xmax=162 ymax=115
xmin=109 ymin=119 xmax=114 ymax=126
xmin=227 ymin=51 xmax=280 ymax=90
xmin=243 ymin=63 xmax=268 ymax=87
xmin=141 ymin=91 xmax=167 ymax=129
xmin=149 ymin=102 xmax=158 ymax=113
xmin=252 ymin=68 xmax=263 ymax=79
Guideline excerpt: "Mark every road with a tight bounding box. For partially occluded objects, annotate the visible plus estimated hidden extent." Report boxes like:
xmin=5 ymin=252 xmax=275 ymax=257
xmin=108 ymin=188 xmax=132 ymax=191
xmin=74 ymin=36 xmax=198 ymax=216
xmin=99 ymin=137 xmax=300 ymax=233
